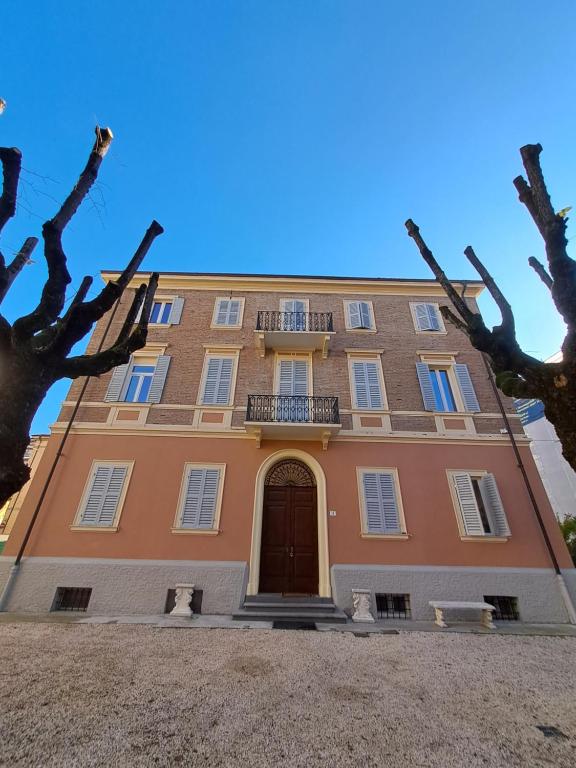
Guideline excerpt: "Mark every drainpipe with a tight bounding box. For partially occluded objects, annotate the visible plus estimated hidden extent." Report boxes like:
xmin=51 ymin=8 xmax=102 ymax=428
xmin=0 ymin=296 xmax=123 ymax=611
xmin=481 ymin=353 xmax=576 ymax=624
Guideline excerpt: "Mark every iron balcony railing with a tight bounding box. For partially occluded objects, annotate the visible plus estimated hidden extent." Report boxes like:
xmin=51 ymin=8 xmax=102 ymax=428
xmin=246 ymin=395 xmax=340 ymax=424
xmin=256 ymin=311 xmax=334 ymax=333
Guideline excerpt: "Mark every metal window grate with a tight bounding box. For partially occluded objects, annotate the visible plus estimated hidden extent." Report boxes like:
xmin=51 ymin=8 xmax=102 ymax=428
xmin=375 ymin=593 xmax=411 ymax=619
xmin=52 ymin=587 xmax=92 ymax=612
xmin=484 ymin=595 xmax=519 ymax=621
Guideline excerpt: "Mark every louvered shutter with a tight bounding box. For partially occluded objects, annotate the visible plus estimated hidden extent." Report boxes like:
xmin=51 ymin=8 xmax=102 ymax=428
xmin=416 ymin=362 xmax=436 ymax=411
xmin=104 ymin=362 xmax=130 ymax=402
xmin=180 ymin=468 xmax=220 ymax=528
xmin=454 ymin=364 xmax=480 ymax=412
xmin=215 ymin=300 xmax=241 ymax=326
xmin=348 ymin=302 xmax=361 ymax=328
xmin=216 ymin=301 xmax=229 ymax=325
xmin=80 ymin=465 xmax=127 ymax=526
xmin=479 ymin=474 xmax=510 ymax=536
xmin=168 ymin=297 xmax=184 ymax=324
xmin=353 ymin=361 xmax=382 ymax=408
xmin=227 ymin=300 xmax=240 ymax=325
xmin=147 ymin=355 xmax=171 ymax=403
xmin=415 ymin=303 xmax=441 ymax=331
xmin=452 ymin=473 xmax=483 ymax=535
xmin=202 ymin=357 xmax=234 ymax=404
xmin=283 ymin=300 xmax=306 ymax=330
xmin=278 ymin=360 xmax=308 ymax=396
xmin=362 ymin=472 xmax=401 ymax=534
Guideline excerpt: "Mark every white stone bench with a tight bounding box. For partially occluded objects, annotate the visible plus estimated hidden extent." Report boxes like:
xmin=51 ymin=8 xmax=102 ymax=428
xmin=429 ymin=600 xmax=496 ymax=629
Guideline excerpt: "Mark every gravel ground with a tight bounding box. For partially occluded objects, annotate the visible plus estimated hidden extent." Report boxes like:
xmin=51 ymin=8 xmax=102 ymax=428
xmin=1 ymin=623 xmax=575 ymax=767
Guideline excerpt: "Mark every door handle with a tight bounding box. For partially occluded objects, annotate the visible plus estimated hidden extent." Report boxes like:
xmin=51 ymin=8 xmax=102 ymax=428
xmin=289 ymin=545 xmax=294 ymax=558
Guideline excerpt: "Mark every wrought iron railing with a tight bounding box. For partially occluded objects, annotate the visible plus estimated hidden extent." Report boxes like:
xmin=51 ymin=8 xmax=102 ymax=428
xmin=256 ymin=311 xmax=334 ymax=333
xmin=246 ymin=395 xmax=340 ymax=424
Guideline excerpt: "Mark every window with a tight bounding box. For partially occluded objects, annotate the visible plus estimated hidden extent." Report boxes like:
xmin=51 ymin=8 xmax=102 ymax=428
xmin=200 ymin=355 xmax=236 ymax=405
xmin=350 ymin=358 xmax=385 ymax=409
xmin=105 ymin=355 xmax=171 ymax=404
xmin=357 ymin=468 xmax=406 ymax=536
xmin=212 ymin=298 xmax=244 ymax=328
xmin=276 ymin=356 xmax=310 ymax=421
xmin=74 ymin=462 xmax=133 ymax=529
xmin=280 ymin=298 xmax=308 ymax=331
xmin=136 ymin=296 xmax=184 ymax=325
xmin=449 ymin=471 xmax=511 ymax=538
xmin=484 ymin=595 xmax=519 ymax=620
xmin=410 ymin=302 xmax=445 ymax=333
xmin=416 ymin=361 xmax=480 ymax=412
xmin=375 ymin=593 xmax=411 ymax=619
xmin=345 ymin=300 xmax=375 ymax=331
xmin=52 ymin=587 xmax=92 ymax=612
xmin=174 ymin=464 xmax=225 ymax=531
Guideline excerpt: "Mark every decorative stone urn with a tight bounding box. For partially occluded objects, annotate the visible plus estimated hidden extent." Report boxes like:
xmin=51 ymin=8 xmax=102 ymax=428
xmin=170 ymin=584 xmax=195 ymax=617
xmin=351 ymin=588 xmax=375 ymax=623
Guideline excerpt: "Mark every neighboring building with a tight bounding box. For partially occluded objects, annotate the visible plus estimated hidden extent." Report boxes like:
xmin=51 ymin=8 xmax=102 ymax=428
xmin=515 ymin=355 xmax=576 ymax=522
xmin=1 ymin=272 xmax=574 ymax=622
xmin=0 ymin=435 xmax=49 ymax=552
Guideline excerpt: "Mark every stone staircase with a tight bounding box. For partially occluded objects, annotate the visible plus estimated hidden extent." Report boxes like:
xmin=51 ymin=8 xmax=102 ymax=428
xmin=232 ymin=594 xmax=348 ymax=624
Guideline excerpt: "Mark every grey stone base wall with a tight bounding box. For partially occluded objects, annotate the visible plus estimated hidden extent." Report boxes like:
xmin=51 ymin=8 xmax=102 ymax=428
xmin=331 ymin=564 xmax=576 ymax=623
xmin=0 ymin=557 xmax=248 ymax=615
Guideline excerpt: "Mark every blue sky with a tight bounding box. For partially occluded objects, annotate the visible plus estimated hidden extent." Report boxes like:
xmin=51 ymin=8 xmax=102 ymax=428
xmin=1 ymin=1 xmax=575 ymax=432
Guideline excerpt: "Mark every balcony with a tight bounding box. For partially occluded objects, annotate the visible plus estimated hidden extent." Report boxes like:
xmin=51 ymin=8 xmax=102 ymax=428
xmin=254 ymin=311 xmax=335 ymax=358
xmin=245 ymin=395 xmax=341 ymax=449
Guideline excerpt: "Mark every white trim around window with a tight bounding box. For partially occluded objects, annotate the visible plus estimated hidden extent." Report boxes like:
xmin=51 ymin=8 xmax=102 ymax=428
xmin=71 ymin=460 xmax=134 ymax=531
xmin=211 ymin=297 xmax=245 ymax=329
xmin=197 ymin=349 xmax=240 ymax=406
xmin=347 ymin=353 xmax=388 ymax=410
xmin=344 ymin=300 xmax=376 ymax=332
xmin=409 ymin=302 xmax=447 ymax=334
xmin=279 ymin=297 xmax=310 ymax=313
xmin=172 ymin=463 xmax=226 ymax=534
xmin=447 ymin=469 xmax=511 ymax=541
xmin=356 ymin=467 xmax=408 ymax=539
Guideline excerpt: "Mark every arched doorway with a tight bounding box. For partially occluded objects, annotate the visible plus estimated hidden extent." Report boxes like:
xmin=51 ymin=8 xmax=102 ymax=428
xmin=259 ymin=459 xmax=319 ymax=594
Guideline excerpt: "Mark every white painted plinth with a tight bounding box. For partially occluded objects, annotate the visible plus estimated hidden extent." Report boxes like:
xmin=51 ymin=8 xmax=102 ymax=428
xmin=351 ymin=588 xmax=375 ymax=623
xmin=170 ymin=583 xmax=195 ymax=617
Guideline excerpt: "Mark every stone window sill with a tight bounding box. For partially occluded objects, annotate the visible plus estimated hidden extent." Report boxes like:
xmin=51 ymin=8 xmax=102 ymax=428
xmin=361 ymin=533 xmax=410 ymax=540
xmin=70 ymin=525 xmax=119 ymax=532
xmin=171 ymin=528 xmax=220 ymax=536
xmin=460 ymin=536 xmax=509 ymax=543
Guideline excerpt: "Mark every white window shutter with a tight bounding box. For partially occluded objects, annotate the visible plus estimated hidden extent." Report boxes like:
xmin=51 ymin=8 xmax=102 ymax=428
xmin=362 ymin=472 xmax=401 ymax=534
xmin=104 ymin=362 xmax=130 ymax=402
xmin=360 ymin=302 xmax=371 ymax=328
xmin=216 ymin=300 xmax=229 ymax=325
xmin=148 ymin=355 xmax=171 ymax=403
xmin=134 ymin=301 xmax=144 ymax=323
xmin=228 ymin=300 xmax=240 ymax=325
xmin=415 ymin=303 xmax=441 ymax=331
xmin=427 ymin=304 xmax=441 ymax=331
xmin=180 ymin=468 xmax=220 ymax=528
xmin=278 ymin=360 xmax=294 ymax=396
xmin=353 ymin=362 xmax=382 ymax=408
xmin=293 ymin=360 xmax=309 ymax=396
xmin=202 ymin=357 xmax=234 ymax=405
xmin=479 ymin=474 xmax=510 ymax=536
xmin=454 ymin=364 xmax=480 ymax=412
xmin=348 ymin=301 xmax=361 ymax=328
xmin=416 ymin=362 xmax=436 ymax=411
xmin=366 ymin=362 xmax=383 ymax=408
xmin=452 ymin=473 xmax=483 ymax=535
xmin=81 ymin=465 xmax=127 ymax=526
xmin=168 ymin=297 xmax=184 ymax=325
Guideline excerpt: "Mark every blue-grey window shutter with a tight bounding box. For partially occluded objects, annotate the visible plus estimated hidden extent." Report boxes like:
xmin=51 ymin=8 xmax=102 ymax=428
xmin=362 ymin=472 xmax=401 ymax=534
xmin=180 ymin=468 xmax=220 ymax=528
xmin=104 ymin=362 xmax=130 ymax=402
xmin=202 ymin=358 xmax=234 ymax=404
xmin=452 ymin=473 xmax=484 ymax=535
xmin=168 ymin=297 xmax=184 ymax=325
xmin=353 ymin=361 xmax=382 ymax=408
xmin=416 ymin=362 xmax=436 ymax=411
xmin=80 ymin=465 xmax=128 ymax=526
xmin=148 ymin=355 xmax=171 ymax=403
xmin=479 ymin=474 xmax=510 ymax=536
xmin=454 ymin=364 xmax=480 ymax=412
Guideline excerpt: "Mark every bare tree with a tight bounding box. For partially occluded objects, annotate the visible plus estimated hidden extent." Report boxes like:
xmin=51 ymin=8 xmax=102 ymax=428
xmin=0 ymin=122 xmax=163 ymax=507
xmin=405 ymin=143 xmax=576 ymax=470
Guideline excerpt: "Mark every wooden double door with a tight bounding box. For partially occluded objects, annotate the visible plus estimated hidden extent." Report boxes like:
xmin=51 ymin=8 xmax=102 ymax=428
xmin=259 ymin=485 xmax=319 ymax=594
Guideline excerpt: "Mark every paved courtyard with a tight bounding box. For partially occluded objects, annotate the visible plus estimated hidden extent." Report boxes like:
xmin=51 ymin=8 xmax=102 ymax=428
xmin=1 ymin=622 xmax=575 ymax=767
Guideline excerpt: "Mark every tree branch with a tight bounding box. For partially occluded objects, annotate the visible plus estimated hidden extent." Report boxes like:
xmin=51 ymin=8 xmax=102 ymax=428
xmin=520 ymin=144 xmax=556 ymax=225
xmin=0 ymin=237 xmax=38 ymax=304
xmin=439 ymin=305 xmax=469 ymax=333
xmin=404 ymin=220 xmax=476 ymax=323
xmin=463 ymin=246 xmax=515 ymax=333
xmin=0 ymin=147 xmax=22 ymax=233
xmin=528 ymin=256 xmax=553 ymax=290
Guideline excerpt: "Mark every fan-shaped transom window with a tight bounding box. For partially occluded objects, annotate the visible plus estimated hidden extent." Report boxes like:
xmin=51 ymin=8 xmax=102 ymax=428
xmin=265 ymin=460 xmax=316 ymax=487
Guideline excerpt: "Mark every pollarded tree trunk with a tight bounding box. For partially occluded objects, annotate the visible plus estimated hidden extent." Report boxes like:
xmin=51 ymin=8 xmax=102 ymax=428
xmin=405 ymin=144 xmax=576 ymax=472
xmin=0 ymin=116 xmax=164 ymax=507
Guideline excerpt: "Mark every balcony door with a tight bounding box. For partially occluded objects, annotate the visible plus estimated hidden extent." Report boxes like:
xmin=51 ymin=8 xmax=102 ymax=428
xmin=280 ymin=299 xmax=307 ymax=331
xmin=276 ymin=357 xmax=310 ymax=422
xmin=259 ymin=460 xmax=318 ymax=595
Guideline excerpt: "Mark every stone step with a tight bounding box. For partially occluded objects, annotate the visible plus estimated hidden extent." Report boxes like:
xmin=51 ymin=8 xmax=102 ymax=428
xmin=232 ymin=608 xmax=348 ymax=624
xmin=242 ymin=601 xmax=338 ymax=613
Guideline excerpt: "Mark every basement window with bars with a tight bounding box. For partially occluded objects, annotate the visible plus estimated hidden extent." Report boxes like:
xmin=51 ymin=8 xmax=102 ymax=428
xmin=52 ymin=587 xmax=92 ymax=612
xmin=375 ymin=593 xmax=412 ymax=619
xmin=484 ymin=595 xmax=520 ymax=621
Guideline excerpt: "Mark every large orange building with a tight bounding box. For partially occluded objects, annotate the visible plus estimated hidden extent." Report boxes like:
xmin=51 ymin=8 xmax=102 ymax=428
xmin=1 ymin=272 xmax=574 ymax=622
